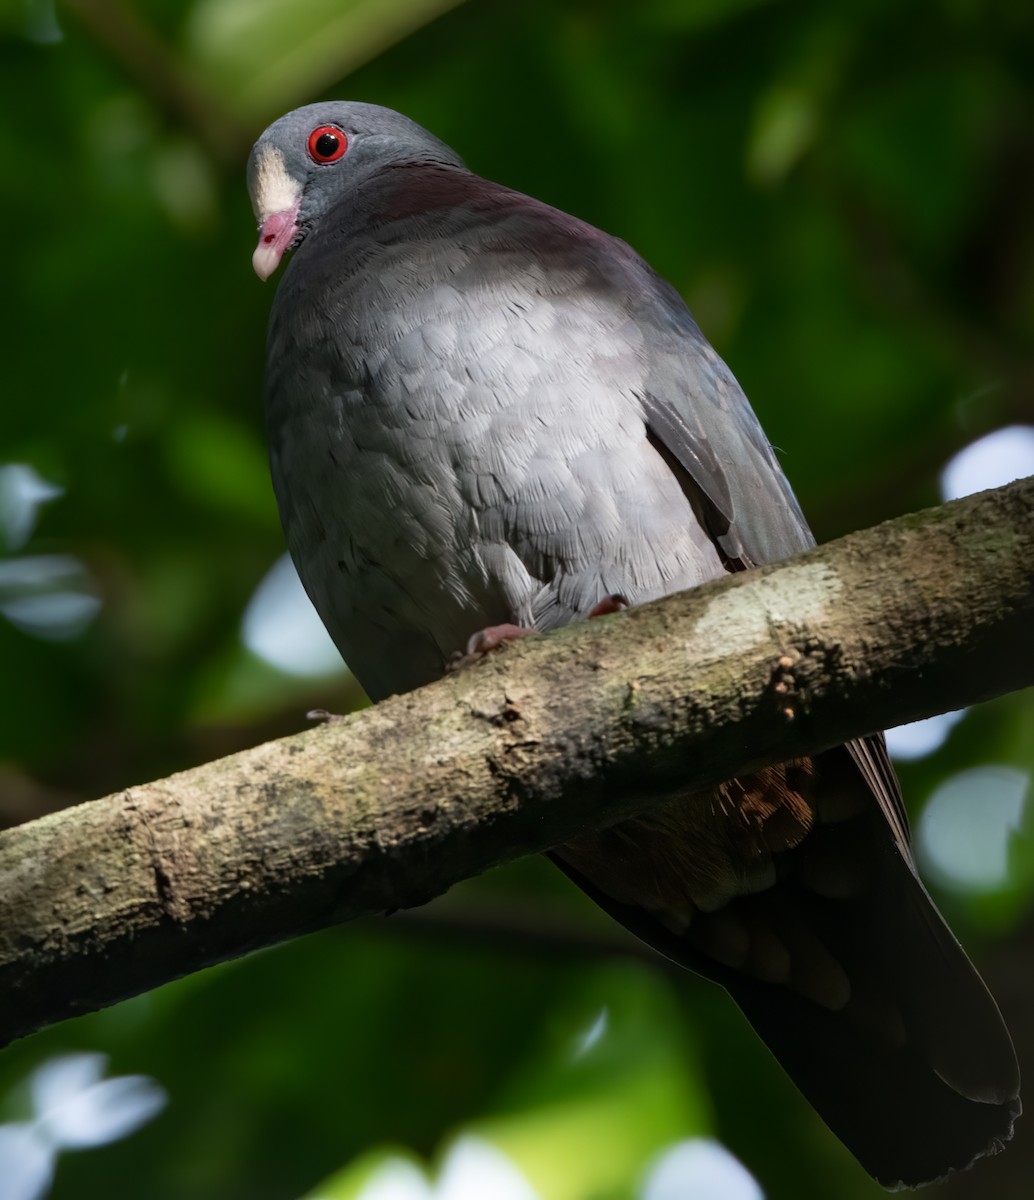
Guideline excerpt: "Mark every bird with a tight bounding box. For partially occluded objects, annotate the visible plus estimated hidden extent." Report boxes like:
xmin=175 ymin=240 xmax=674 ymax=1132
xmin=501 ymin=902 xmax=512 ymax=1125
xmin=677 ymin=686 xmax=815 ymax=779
xmin=247 ymin=100 xmax=1020 ymax=1188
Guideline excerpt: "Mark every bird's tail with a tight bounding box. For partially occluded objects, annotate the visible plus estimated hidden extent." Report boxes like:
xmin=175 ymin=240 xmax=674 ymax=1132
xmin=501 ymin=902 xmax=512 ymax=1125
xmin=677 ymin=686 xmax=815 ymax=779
xmin=552 ymin=747 xmax=1020 ymax=1188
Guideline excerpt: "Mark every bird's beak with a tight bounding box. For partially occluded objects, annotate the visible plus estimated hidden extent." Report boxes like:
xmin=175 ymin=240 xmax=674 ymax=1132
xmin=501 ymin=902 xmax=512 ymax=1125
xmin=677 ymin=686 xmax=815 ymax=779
xmin=248 ymin=145 xmax=303 ymax=280
xmin=252 ymin=203 xmax=300 ymax=281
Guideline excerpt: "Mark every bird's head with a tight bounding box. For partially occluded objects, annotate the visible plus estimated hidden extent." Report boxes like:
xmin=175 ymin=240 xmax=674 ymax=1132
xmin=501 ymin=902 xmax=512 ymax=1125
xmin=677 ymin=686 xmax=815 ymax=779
xmin=247 ymin=101 xmax=464 ymax=281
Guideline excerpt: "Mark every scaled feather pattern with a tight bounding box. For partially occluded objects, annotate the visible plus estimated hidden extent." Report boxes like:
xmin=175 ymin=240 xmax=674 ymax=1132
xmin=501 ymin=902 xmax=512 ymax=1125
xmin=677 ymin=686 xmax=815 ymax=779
xmin=248 ymin=101 xmax=1020 ymax=1189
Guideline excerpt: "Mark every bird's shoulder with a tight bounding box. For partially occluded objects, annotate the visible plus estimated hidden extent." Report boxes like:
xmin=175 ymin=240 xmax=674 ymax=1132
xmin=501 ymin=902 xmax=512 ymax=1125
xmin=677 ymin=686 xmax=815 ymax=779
xmin=333 ymin=161 xmax=677 ymax=305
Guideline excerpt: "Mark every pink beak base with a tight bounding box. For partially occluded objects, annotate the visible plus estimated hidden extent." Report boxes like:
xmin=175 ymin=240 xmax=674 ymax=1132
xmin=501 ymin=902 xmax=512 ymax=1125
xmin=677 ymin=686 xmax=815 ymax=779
xmin=252 ymin=205 xmax=300 ymax=280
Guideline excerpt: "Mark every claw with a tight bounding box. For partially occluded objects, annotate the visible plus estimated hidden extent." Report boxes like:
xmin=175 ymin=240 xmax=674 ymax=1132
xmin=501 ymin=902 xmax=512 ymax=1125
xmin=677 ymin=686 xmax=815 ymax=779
xmin=587 ymin=593 xmax=629 ymax=619
xmin=447 ymin=623 xmax=536 ymax=673
xmin=307 ymin=708 xmax=345 ymax=724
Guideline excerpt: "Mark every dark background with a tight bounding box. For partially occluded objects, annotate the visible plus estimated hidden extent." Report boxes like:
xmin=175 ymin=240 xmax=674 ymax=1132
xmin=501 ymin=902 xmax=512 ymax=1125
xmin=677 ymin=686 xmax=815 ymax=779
xmin=1 ymin=2 xmax=1032 ymax=1198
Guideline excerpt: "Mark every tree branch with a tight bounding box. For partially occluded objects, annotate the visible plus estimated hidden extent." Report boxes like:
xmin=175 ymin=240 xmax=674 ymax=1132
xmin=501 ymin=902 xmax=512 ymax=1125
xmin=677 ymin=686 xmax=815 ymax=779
xmin=1 ymin=478 xmax=1032 ymax=1048
xmin=61 ymin=0 xmax=250 ymax=166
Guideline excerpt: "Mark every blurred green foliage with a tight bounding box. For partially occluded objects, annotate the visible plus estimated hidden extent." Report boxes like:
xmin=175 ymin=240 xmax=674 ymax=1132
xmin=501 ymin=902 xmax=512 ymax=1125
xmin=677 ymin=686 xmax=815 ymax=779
xmin=1 ymin=1 xmax=1032 ymax=1198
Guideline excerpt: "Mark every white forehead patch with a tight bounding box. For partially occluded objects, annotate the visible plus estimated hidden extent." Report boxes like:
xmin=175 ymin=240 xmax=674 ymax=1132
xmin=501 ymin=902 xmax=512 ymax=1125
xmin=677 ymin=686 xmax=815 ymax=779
xmin=250 ymin=146 xmax=302 ymax=222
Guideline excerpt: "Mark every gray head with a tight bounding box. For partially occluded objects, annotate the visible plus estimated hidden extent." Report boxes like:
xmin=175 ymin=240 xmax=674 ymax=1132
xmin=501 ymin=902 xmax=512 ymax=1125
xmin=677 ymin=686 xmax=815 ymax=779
xmin=247 ymin=101 xmax=464 ymax=280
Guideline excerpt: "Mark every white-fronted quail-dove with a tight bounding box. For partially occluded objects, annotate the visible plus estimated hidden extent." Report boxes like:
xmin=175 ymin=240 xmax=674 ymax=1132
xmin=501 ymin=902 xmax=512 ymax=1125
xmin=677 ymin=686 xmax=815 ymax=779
xmin=248 ymin=101 xmax=1019 ymax=1188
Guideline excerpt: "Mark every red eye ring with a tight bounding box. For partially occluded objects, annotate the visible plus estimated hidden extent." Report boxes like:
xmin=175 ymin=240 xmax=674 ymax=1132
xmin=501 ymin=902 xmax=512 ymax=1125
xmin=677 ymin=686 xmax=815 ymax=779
xmin=307 ymin=125 xmax=347 ymax=163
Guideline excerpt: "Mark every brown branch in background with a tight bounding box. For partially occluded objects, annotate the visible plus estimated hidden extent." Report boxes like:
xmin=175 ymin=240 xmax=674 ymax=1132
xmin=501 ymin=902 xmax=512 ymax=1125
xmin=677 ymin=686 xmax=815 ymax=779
xmin=0 ymin=476 xmax=1032 ymax=1049
xmin=62 ymin=0 xmax=252 ymax=164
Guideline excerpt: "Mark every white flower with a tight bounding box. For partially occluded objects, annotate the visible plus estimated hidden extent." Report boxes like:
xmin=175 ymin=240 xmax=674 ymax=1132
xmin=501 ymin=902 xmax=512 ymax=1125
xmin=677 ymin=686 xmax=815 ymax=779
xmin=641 ymin=1138 xmax=764 ymax=1200
xmin=0 ymin=1053 xmax=167 ymax=1200
xmin=353 ymin=1138 xmax=541 ymax=1200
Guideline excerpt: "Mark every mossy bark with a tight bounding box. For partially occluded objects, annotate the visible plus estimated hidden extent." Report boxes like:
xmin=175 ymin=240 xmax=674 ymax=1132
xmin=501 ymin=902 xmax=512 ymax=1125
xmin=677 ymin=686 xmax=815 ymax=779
xmin=1 ymin=477 xmax=1031 ymax=1047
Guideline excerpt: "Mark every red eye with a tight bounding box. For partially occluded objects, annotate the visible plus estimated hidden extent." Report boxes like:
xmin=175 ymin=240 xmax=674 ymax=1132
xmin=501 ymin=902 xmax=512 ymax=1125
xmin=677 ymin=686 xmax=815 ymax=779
xmin=307 ymin=125 xmax=347 ymax=163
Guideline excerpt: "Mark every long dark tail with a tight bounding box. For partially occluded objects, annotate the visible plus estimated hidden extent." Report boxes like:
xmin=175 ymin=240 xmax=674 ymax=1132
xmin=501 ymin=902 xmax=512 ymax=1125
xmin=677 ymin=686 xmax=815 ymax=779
xmin=552 ymin=749 xmax=1020 ymax=1188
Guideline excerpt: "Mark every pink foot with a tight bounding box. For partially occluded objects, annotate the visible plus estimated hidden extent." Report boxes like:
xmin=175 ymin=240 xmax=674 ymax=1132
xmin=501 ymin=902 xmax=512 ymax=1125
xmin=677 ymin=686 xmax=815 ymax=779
xmin=447 ymin=623 xmax=536 ymax=672
xmin=587 ymin=593 xmax=628 ymax=619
